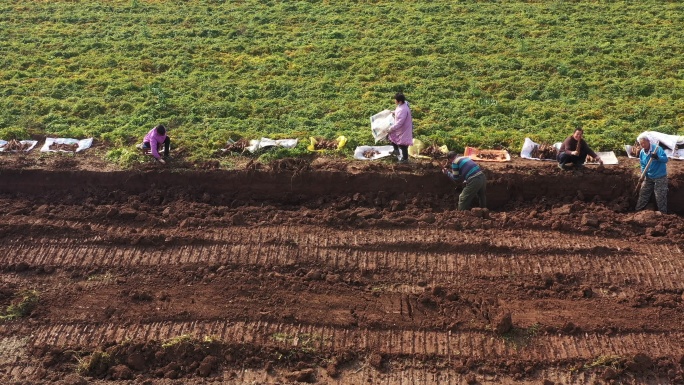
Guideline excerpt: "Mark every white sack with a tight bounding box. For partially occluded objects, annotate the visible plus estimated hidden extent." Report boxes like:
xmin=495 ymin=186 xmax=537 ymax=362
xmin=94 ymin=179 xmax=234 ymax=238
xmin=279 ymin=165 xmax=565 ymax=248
xmin=246 ymin=137 xmax=298 ymax=153
xmin=370 ymin=110 xmax=394 ymax=143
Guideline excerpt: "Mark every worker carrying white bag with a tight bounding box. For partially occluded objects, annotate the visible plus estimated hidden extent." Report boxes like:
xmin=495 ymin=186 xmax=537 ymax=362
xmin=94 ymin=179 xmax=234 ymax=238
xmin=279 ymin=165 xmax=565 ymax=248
xmin=370 ymin=93 xmax=414 ymax=164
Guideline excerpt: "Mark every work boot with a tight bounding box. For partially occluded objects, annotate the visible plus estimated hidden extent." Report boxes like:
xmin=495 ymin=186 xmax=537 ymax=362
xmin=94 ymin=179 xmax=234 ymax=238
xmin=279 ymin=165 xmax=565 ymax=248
xmin=558 ymin=163 xmax=567 ymax=170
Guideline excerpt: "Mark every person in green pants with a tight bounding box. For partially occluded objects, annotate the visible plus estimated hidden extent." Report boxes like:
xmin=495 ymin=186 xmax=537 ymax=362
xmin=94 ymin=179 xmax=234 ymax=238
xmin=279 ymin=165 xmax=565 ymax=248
xmin=442 ymin=151 xmax=487 ymax=210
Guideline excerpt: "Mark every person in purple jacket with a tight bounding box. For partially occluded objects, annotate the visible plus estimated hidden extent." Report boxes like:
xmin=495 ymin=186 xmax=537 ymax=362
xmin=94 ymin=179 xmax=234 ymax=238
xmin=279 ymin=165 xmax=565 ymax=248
xmin=388 ymin=92 xmax=413 ymax=163
xmin=142 ymin=124 xmax=171 ymax=164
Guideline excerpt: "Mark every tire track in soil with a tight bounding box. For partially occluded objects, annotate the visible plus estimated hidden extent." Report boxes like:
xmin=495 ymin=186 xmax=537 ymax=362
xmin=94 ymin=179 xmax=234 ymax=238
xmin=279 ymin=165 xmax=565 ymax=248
xmin=6 ymin=320 xmax=683 ymax=381
xmin=2 ymin=226 xmax=683 ymax=290
xmin=24 ymin=320 xmax=684 ymax=360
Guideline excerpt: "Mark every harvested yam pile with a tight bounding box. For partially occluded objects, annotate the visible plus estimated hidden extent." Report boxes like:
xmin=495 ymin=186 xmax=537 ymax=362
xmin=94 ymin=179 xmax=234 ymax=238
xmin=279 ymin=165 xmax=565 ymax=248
xmin=362 ymin=149 xmax=380 ymax=159
xmin=586 ymin=155 xmax=599 ymax=163
xmin=313 ymin=138 xmax=338 ymax=150
xmin=629 ymin=145 xmax=640 ymax=158
xmin=421 ymin=144 xmax=447 ymax=159
xmin=49 ymin=143 xmax=79 ymax=152
xmin=477 ymin=151 xmax=508 ymax=161
xmin=1 ymin=140 xmax=30 ymax=152
xmin=531 ymin=143 xmax=557 ymax=160
xmin=223 ymin=138 xmax=249 ymax=153
xmin=464 ymin=147 xmax=510 ymax=162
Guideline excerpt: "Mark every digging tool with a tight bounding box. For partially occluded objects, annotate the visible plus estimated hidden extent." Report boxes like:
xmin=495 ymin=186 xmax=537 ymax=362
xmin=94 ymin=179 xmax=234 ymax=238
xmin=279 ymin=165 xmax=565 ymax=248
xmin=633 ymin=144 xmax=659 ymax=196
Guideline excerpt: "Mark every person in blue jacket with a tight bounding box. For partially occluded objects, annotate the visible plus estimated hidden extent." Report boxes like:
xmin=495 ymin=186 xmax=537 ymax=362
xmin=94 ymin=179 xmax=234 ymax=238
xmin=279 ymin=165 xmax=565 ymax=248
xmin=442 ymin=151 xmax=487 ymax=210
xmin=635 ymin=137 xmax=668 ymax=213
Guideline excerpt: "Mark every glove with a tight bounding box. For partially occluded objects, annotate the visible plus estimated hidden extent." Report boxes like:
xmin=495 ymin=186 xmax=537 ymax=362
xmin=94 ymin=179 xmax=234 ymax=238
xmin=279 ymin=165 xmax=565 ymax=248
xmin=650 ymin=153 xmax=659 ymax=160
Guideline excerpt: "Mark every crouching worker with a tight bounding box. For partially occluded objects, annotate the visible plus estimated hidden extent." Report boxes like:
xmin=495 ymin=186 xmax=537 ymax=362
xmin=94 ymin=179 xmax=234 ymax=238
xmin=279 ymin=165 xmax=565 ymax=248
xmin=557 ymin=128 xmax=602 ymax=170
xmin=142 ymin=124 xmax=170 ymax=164
xmin=442 ymin=151 xmax=487 ymax=210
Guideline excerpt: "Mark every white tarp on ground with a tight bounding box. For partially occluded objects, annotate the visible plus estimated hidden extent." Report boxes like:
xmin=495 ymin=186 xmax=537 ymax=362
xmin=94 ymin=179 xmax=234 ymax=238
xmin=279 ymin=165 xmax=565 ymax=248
xmin=370 ymin=110 xmax=394 ymax=143
xmin=586 ymin=151 xmax=618 ymax=165
xmin=40 ymin=138 xmax=93 ymax=153
xmin=0 ymin=140 xmax=38 ymax=153
xmin=520 ymin=137 xmax=562 ymax=161
xmin=627 ymin=131 xmax=684 ymax=160
xmin=353 ymin=145 xmax=395 ymax=160
xmin=246 ymin=138 xmax=298 ymax=153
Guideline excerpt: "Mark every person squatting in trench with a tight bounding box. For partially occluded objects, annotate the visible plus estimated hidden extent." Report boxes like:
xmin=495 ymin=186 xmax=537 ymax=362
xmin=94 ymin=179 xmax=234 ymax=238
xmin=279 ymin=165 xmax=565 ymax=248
xmin=557 ymin=128 xmax=602 ymax=170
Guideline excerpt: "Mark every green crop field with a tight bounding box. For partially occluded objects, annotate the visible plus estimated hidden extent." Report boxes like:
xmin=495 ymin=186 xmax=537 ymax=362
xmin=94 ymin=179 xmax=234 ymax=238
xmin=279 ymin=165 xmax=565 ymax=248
xmin=1 ymin=0 xmax=683 ymax=165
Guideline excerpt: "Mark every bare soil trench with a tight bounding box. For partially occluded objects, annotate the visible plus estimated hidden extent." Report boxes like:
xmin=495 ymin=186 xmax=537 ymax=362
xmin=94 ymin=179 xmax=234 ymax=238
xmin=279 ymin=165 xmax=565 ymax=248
xmin=1 ymin=153 xmax=684 ymax=384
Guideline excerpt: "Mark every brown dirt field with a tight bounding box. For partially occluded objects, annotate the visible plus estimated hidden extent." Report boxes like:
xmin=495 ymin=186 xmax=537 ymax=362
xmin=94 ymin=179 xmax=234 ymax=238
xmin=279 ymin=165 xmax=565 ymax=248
xmin=1 ymin=149 xmax=684 ymax=385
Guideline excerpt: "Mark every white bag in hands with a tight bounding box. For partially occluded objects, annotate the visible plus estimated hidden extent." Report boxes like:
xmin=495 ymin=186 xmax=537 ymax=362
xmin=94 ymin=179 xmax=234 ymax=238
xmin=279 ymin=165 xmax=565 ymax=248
xmin=370 ymin=110 xmax=394 ymax=143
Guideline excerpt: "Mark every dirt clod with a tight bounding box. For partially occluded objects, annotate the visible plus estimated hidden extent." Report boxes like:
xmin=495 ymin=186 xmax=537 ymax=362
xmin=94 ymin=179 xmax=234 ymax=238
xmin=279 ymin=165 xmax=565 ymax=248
xmin=369 ymin=353 xmax=384 ymax=370
xmin=284 ymin=368 xmax=316 ymax=383
xmin=494 ymin=312 xmax=513 ymax=334
xmin=110 ymin=364 xmax=134 ymax=380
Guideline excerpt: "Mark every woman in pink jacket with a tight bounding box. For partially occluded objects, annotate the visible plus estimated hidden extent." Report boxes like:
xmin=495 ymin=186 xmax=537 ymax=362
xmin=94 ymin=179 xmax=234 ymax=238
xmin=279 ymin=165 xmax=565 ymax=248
xmin=142 ymin=124 xmax=171 ymax=164
xmin=388 ymin=92 xmax=413 ymax=163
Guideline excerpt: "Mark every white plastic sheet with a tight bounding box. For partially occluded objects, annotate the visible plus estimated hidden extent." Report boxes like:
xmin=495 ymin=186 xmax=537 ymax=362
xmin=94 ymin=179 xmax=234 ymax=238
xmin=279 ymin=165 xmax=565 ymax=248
xmin=629 ymin=146 xmax=684 ymax=160
xmin=631 ymin=131 xmax=684 ymax=160
xmin=0 ymin=140 xmax=38 ymax=153
xmin=636 ymin=131 xmax=684 ymax=151
xmin=246 ymin=137 xmax=298 ymax=153
xmin=586 ymin=151 xmax=618 ymax=165
xmin=353 ymin=145 xmax=395 ymax=160
xmin=669 ymin=149 xmax=684 ymax=160
xmin=40 ymin=138 xmax=93 ymax=153
xmin=520 ymin=138 xmax=562 ymax=161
